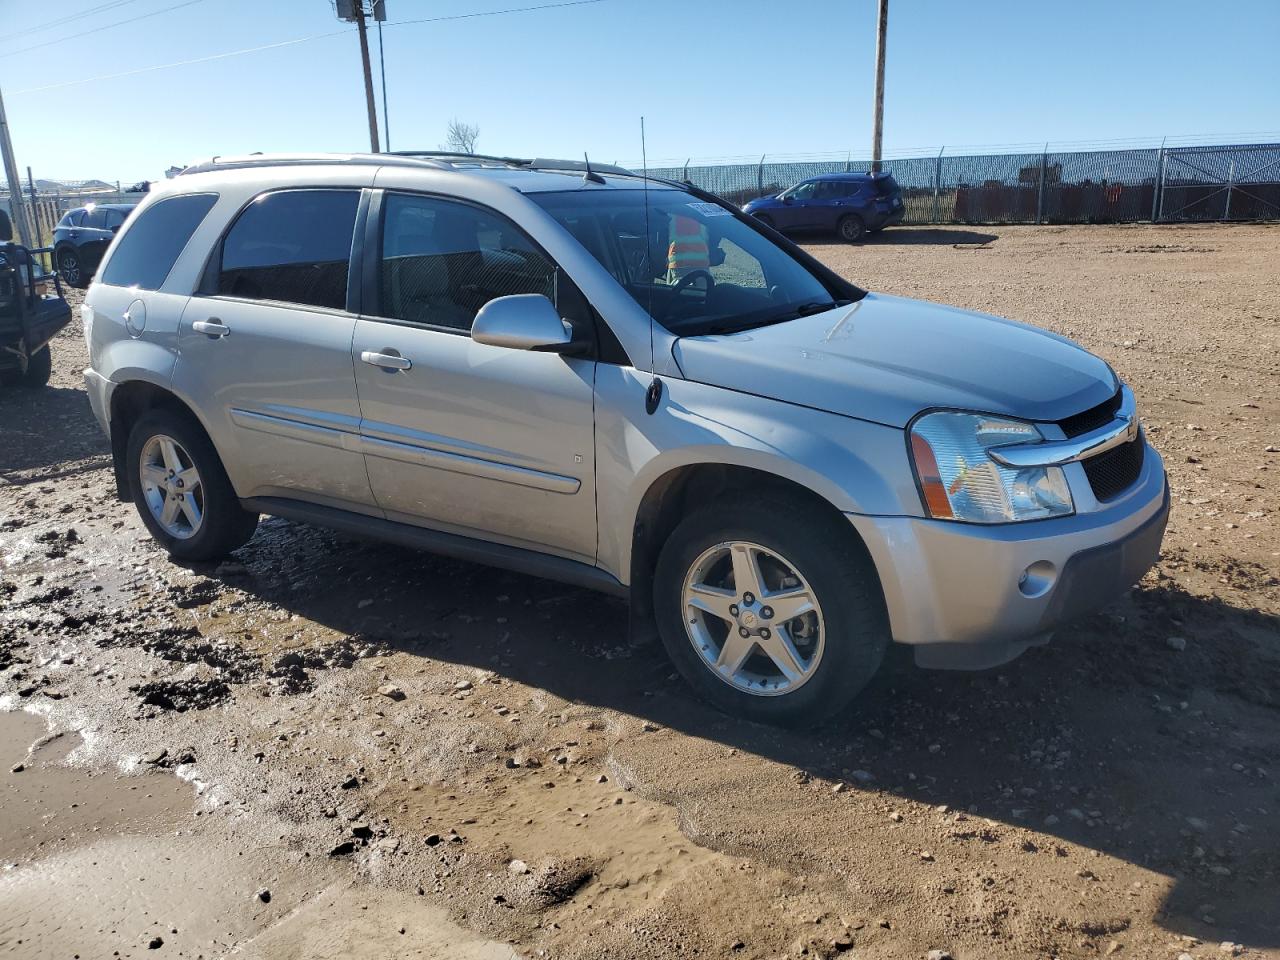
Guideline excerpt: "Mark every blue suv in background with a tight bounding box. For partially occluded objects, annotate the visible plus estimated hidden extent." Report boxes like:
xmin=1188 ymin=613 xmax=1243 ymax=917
xmin=743 ymin=172 xmax=904 ymax=242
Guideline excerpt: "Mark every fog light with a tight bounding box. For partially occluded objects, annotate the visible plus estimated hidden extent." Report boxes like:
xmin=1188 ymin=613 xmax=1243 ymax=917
xmin=1018 ymin=561 xmax=1057 ymax=598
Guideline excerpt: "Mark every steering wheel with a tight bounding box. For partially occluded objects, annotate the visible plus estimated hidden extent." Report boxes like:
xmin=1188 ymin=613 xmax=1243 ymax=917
xmin=671 ymin=269 xmax=715 ymax=297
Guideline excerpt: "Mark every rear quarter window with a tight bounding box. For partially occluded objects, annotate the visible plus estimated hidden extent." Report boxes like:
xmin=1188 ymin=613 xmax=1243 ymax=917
xmin=100 ymin=193 xmax=218 ymax=291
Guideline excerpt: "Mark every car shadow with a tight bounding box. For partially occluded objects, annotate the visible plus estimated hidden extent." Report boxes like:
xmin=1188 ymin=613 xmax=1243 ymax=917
xmin=208 ymin=516 xmax=1280 ymax=948
xmin=801 ymin=227 xmax=999 ymax=247
xmin=0 ymin=384 xmax=110 ymax=483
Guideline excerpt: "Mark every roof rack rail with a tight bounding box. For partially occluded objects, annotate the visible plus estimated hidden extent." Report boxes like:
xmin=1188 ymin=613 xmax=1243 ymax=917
xmin=389 ymin=150 xmax=527 ymax=165
xmin=178 ymin=152 xmax=454 ymax=176
xmin=175 ymin=151 xmax=636 ymax=180
xmin=391 ymin=150 xmax=633 ymax=177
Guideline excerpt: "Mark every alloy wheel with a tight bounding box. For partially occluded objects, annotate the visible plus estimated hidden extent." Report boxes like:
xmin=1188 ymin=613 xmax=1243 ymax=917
xmin=139 ymin=434 xmax=205 ymax=539
xmin=60 ymin=252 xmax=81 ymax=285
xmin=681 ymin=540 xmax=825 ymax=696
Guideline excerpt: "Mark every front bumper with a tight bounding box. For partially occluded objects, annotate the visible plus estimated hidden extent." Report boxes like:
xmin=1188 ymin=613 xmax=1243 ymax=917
xmin=848 ymin=442 xmax=1168 ymax=669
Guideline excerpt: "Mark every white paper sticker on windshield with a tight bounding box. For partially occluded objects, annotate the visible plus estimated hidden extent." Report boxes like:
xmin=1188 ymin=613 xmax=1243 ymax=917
xmin=688 ymin=201 xmax=730 ymax=217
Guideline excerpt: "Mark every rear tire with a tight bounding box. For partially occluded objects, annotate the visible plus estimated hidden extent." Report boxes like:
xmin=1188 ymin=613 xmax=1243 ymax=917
xmin=16 ymin=344 xmax=52 ymax=388
xmin=653 ymin=493 xmax=889 ymax=727
xmin=837 ymin=215 xmax=865 ymax=243
xmin=126 ymin=408 xmax=258 ymax=562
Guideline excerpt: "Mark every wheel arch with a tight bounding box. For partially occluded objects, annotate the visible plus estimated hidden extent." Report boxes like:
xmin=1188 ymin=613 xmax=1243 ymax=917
xmin=108 ymin=379 xmax=216 ymax=502
xmin=626 ymin=461 xmax=883 ymax=642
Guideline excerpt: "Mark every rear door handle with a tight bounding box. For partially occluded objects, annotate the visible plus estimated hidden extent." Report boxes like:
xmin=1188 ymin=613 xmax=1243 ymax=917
xmin=360 ymin=350 xmax=412 ymax=371
xmin=192 ymin=319 xmax=230 ymax=339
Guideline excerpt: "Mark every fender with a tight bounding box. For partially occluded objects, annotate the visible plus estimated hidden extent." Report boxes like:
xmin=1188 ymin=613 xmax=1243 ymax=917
xmin=592 ymin=366 xmax=921 ymax=584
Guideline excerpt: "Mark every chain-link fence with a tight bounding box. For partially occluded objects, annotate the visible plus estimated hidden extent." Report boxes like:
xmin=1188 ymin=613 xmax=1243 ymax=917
xmin=648 ymin=141 xmax=1280 ymax=225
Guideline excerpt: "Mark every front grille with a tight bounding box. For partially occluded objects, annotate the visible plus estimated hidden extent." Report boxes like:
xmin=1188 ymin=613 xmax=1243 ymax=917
xmin=1083 ymin=435 xmax=1145 ymax=501
xmin=1058 ymin=390 xmax=1121 ymax=438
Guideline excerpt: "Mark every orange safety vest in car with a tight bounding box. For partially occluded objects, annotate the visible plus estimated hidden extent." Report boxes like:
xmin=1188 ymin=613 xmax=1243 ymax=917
xmin=667 ymin=214 xmax=710 ymax=282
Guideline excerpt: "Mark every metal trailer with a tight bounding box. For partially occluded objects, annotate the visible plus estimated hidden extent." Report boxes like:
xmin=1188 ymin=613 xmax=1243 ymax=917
xmin=0 ymin=212 xmax=72 ymax=388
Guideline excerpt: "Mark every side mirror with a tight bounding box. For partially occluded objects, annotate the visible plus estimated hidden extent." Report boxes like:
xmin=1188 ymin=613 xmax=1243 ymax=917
xmin=111 ymin=224 xmax=121 ymax=234
xmin=782 ymin=196 xmax=793 ymax=205
xmin=472 ymin=294 xmax=572 ymax=352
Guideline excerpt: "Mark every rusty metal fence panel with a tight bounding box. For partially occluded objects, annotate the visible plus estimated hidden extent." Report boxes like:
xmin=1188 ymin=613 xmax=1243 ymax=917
xmin=649 ymin=140 xmax=1280 ymax=225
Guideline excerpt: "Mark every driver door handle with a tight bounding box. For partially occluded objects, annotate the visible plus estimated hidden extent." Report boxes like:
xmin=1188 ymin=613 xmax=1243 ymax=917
xmin=192 ymin=319 xmax=230 ymax=339
xmin=361 ymin=350 xmax=412 ymax=371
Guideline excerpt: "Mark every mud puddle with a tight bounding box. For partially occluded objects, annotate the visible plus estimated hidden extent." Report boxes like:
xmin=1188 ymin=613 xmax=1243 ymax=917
xmin=0 ymin=710 xmax=521 ymax=959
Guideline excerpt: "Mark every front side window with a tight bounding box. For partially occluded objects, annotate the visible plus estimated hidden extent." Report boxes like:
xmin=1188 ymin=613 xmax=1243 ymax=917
xmin=378 ymin=193 xmax=555 ymax=331
xmin=59 ymin=210 xmax=84 ymax=228
xmin=781 ymin=181 xmax=818 ymax=201
xmin=531 ymin=189 xmax=839 ymax=336
xmin=103 ymin=208 xmax=127 ymax=231
xmin=218 ymin=189 xmax=359 ymax=310
xmin=82 ymin=207 xmax=108 ymax=230
xmin=99 ymin=193 xmax=218 ymax=291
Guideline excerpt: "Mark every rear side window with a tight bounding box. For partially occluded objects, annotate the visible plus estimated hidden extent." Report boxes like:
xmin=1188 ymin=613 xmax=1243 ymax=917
xmin=100 ymin=193 xmax=218 ymax=291
xmin=218 ymin=189 xmax=359 ymax=311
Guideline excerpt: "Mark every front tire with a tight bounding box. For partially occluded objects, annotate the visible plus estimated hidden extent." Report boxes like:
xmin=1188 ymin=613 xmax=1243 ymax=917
xmin=654 ymin=494 xmax=889 ymax=727
xmin=16 ymin=344 xmax=52 ymax=388
xmin=837 ymin=214 xmax=865 ymax=243
xmin=126 ymin=409 xmax=258 ymax=562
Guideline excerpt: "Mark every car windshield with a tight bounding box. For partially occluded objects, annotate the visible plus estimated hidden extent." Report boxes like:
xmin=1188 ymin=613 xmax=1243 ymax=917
xmin=530 ymin=188 xmax=841 ymax=336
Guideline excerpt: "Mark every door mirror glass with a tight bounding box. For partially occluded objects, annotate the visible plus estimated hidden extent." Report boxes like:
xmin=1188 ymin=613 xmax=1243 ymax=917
xmin=471 ymin=294 xmax=571 ymax=351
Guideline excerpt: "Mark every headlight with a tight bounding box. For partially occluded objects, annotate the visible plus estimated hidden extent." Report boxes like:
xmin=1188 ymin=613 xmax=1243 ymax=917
xmin=909 ymin=411 xmax=1074 ymax=523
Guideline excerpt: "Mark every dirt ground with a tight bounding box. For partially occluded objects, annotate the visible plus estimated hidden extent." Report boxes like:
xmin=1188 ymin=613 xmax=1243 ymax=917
xmin=1 ymin=222 xmax=1277 ymax=960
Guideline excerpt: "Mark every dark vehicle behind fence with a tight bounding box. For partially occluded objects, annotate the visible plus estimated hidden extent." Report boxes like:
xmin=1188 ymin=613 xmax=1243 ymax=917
xmin=743 ymin=172 xmax=904 ymax=242
xmin=53 ymin=202 xmax=136 ymax=288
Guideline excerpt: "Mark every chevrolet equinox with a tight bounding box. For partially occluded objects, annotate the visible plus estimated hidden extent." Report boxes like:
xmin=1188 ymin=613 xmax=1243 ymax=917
xmin=82 ymin=153 xmax=1169 ymax=725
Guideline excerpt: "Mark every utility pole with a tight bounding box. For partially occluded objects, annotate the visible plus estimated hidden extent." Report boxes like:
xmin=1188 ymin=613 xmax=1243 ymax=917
xmin=354 ymin=3 xmax=380 ymax=153
xmin=374 ymin=0 xmax=390 ymax=151
xmin=0 ymin=82 xmax=34 ymax=247
xmin=335 ymin=1 xmax=381 ymax=153
xmin=870 ymin=0 xmax=888 ymax=173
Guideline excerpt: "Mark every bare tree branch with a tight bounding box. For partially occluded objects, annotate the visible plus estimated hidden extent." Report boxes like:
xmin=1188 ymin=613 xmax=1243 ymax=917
xmin=444 ymin=118 xmax=480 ymax=155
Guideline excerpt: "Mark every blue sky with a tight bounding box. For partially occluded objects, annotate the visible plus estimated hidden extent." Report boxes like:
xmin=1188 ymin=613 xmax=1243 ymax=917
xmin=2 ymin=0 xmax=1278 ymax=184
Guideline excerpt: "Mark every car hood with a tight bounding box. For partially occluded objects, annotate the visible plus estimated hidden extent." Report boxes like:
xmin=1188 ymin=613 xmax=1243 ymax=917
xmin=672 ymin=293 xmax=1118 ymax=428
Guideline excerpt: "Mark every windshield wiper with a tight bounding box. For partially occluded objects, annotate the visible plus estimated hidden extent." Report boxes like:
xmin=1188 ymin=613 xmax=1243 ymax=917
xmin=702 ymin=299 xmax=849 ymax=335
xmin=796 ymin=299 xmax=846 ymax=315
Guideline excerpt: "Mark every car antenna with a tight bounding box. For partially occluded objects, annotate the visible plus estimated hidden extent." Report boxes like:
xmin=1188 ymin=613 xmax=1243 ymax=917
xmin=640 ymin=117 xmax=662 ymax=415
xmin=582 ymin=152 xmax=605 ymax=186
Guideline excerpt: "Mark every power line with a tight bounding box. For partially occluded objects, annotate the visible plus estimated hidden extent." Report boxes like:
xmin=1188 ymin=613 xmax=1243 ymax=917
xmin=14 ymin=31 xmax=350 ymax=95
xmin=0 ymin=0 xmax=144 ymax=43
xmin=0 ymin=0 xmax=206 ymax=59
xmin=11 ymin=0 xmax=620 ymax=95
xmin=392 ymin=0 xmax=615 ymax=28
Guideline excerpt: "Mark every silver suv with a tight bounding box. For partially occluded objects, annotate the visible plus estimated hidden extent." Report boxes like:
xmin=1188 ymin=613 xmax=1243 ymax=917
xmin=82 ymin=153 xmax=1169 ymax=725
